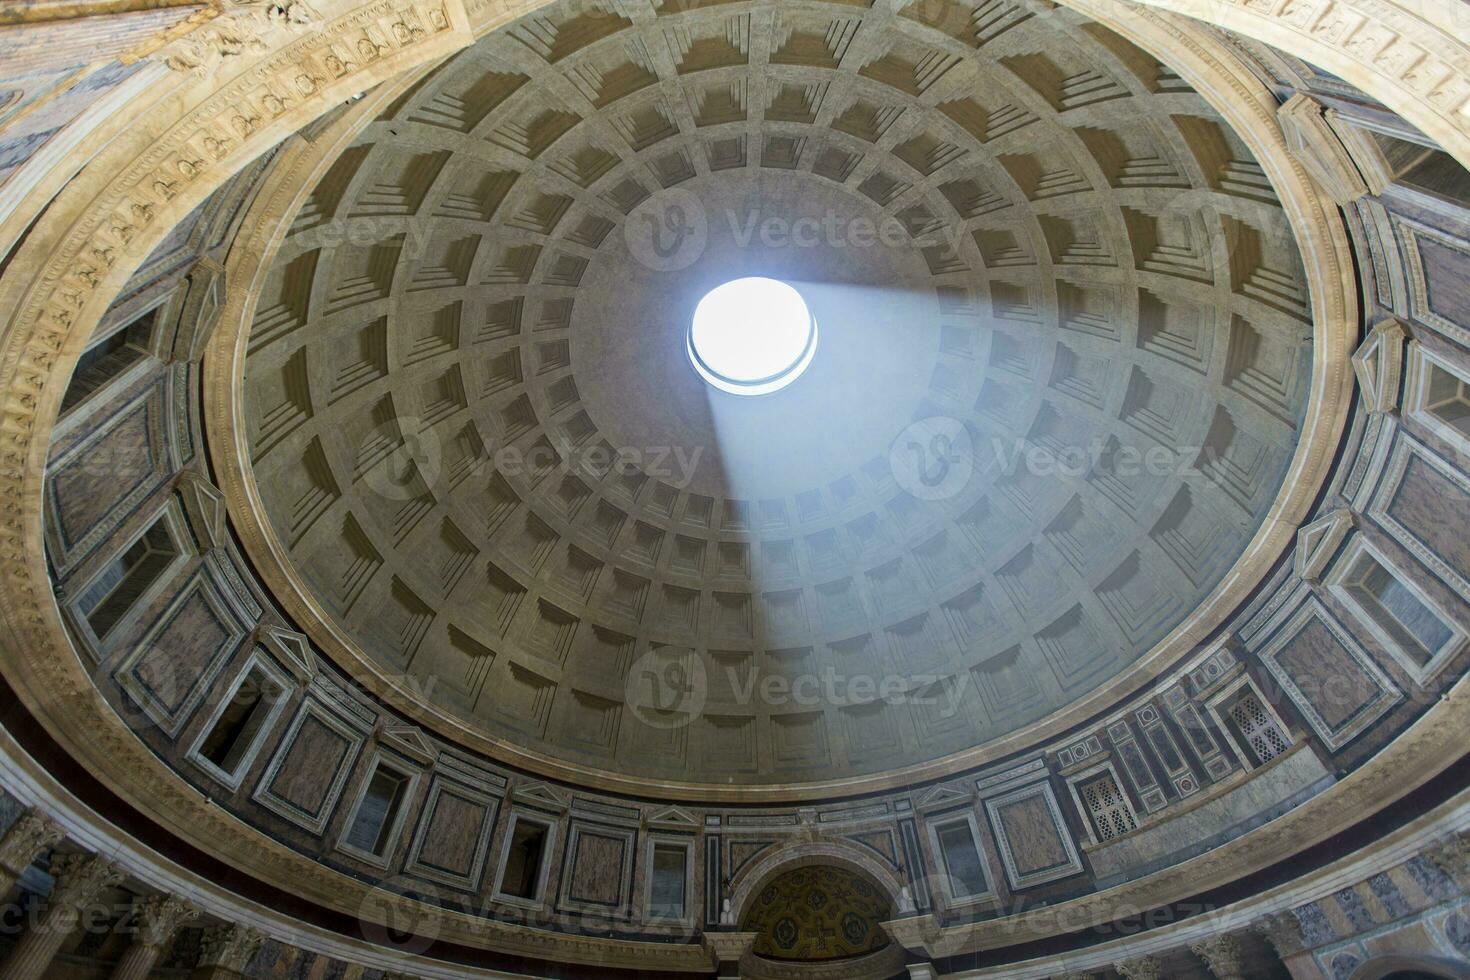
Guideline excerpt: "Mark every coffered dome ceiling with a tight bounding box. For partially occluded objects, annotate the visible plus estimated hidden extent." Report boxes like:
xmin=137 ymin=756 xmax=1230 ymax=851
xmin=241 ymin=0 xmax=1313 ymax=786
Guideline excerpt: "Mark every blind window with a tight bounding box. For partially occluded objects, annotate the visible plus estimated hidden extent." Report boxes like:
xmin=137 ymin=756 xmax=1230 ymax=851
xmin=343 ymin=764 xmax=409 ymax=856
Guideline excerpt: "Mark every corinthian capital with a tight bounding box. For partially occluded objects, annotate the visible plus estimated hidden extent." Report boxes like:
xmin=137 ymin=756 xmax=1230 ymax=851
xmin=0 ymin=808 xmax=65 ymax=872
xmin=1425 ymin=831 xmax=1470 ymax=880
xmin=198 ymin=923 xmax=266 ymax=970
xmin=46 ymin=852 xmax=124 ymax=909
xmin=1190 ymin=934 xmax=1245 ymax=977
xmin=131 ymin=894 xmax=201 ymax=948
xmin=1253 ymin=911 xmax=1304 ymax=957
xmin=1115 ymin=955 xmax=1163 ymax=980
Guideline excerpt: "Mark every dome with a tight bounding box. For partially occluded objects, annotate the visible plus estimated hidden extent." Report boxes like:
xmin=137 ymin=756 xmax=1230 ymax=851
xmin=238 ymin=0 xmax=1314 ymax=790
xmin=2 ymin=0 xmax=1468 ymax=977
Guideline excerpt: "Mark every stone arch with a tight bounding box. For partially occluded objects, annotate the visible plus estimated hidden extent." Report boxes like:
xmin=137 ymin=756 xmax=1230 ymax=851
xmin=727 ymin=839 xmax=912 ymax=928
xmin=1076 ymin=0 xmax=1470 ymax=171
xmin=1349 ymin=954 xmax=1470 ymax=980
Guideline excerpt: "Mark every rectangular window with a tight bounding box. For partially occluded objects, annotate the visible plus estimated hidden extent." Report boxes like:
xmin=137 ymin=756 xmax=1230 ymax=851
xmin=342 ymin=762 xmax=411 ymax=858
xmin=934 ymin=819 xmax=988 ymax=901
xmin=1078 ymin=772 xmax=1137 ymax=842
xmin=79 ymin=516 xmax=178 ymax=640
xmin=498 ymin=817 xmax=551 ymax=901
xmin=1223 ymin=689 xmax=1290 ymax=768
xmin=1371 ymin=132 xmax=1470 ymax=207
xmin=649 ymin=844 xmax=688 ymax=920
xmin=1344 ymin=556 xmax=1452 ymax=667
xmin=1405 ymin=344 xmax=1470 ymax=459
xmin=61 ymin=310 xmax=157 ymax=415
xmin=1329 ymin=536 xmax=1465 ymax=683
xmin=1422 ymin=360 xmax=1470 ymax=441
xmin=197 ymin=665 xmax=286 ymax=778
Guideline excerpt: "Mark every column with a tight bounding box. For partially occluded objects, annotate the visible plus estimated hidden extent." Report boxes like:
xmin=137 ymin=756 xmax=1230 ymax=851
xmin=1 ymin=852 xmax=123 ymax=980
xmin=1190 ymin=935 xmax=1246 ymax=980
xmin=110 ymin=894 xmax=200 ymax=980
xmin=190 ymin=923 xmax=265 ymax=980
xmin=1114 ymin=955 xmax=1163 ymax=980
xmin=0 ymin=808 xmax=66 ymax=895
xmin=1254 ymin=911 xmax=1317 ymax=980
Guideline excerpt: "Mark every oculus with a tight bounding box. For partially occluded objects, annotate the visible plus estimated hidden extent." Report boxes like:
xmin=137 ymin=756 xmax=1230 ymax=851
xmin=687 ymin=277 xmax=818 ymax=396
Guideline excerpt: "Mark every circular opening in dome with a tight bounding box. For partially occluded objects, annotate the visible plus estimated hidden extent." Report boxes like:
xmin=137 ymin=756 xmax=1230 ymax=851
xmin=688 ymin=277 xmax=817 ymax=396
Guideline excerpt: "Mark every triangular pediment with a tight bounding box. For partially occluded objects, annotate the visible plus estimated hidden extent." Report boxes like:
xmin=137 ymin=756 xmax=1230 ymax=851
xmin=1352 ymin=319 xmax=1406 ymax=414
xmin=258 ymin=625 xmax=316 ymax=681
xmin=645 ymin=805 xmax=699 ymax=829
xmin=178 ymin=473 xmax=227 ymax=551
xmin=913 ymin=784 xmax=971 ymax=811
xmin=514 ymin=781 xmax=571 ymax=812
xmin=380 ymin=724 xmax=437 ymax=765
xmin=1295 ymin=509 xmax=1354 ymax=582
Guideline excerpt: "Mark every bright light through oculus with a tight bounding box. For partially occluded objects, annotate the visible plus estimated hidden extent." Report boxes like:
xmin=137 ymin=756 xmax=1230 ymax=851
xmin=688 ymin=277 xmax=817 ymax=396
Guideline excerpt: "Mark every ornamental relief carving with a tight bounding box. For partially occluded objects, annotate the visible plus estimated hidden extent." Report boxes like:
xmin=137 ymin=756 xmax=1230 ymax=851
xmin=1120 ymin=0 xmax=1470 ymax=167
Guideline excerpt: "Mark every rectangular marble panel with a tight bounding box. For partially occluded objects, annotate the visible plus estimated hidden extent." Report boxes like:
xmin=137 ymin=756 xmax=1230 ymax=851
xmin=1086 ymin=744 xmax=1330 ymax=883
xmin=47 ymin=384 xmax=169 ymax=565
xmin=406 ymin=776 xmax=498 ymax=889
xmin=983 ymin=779 xmax=1083 ymax=889
xmin=1373 ymin=437 xmax=1470 ymax=595
xmin=254 ymin=699 xmax=366 ymax=834
xmin=115 ymin=572 xmax=246 ymax=737
xmin=1394 ymin=212 xmax=1470 ymax=345
xmin=559 ymin=822 xmax=634 ymax=914
xmin=1258 ymin=599 xmax=1400 ymax=751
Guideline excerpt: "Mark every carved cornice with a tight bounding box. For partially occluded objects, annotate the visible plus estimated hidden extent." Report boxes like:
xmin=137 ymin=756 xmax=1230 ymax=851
xmin=702 ymin=931 xmax=757 ymax=965
xmin=1424 ymin=830 xmax=1470 ymax=880
xmin=738 ymin=943 xmax=907 ymax=980
xmin=1121 ymin=0 xmax=1470 ymax=171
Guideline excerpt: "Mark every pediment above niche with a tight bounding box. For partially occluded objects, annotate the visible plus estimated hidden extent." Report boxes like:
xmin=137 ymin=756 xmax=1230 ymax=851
xmin=257 ymin=624 xmax=316 ymax=681
xmin=913 ymin=784 xmax=971 ymax=812
xmin=513 ymin=781 xmax=571 ymax=813
xmin=1295 ymin=509 xmax=1355 ymax=583
xmin=646 ymin=805 xmax=699 ymax=830
xmin=177 ymin=472 xmax=227 ymax=552
xmin=380 ymin=724 xmax=437 ymax=765
xmin=1352 ymin=319 xmax=1408 ymax=415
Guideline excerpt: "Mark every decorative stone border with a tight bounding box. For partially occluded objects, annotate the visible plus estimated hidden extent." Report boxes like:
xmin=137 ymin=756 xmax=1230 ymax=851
xmin=1120 ymin=0 xmax=1470 ymax=172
